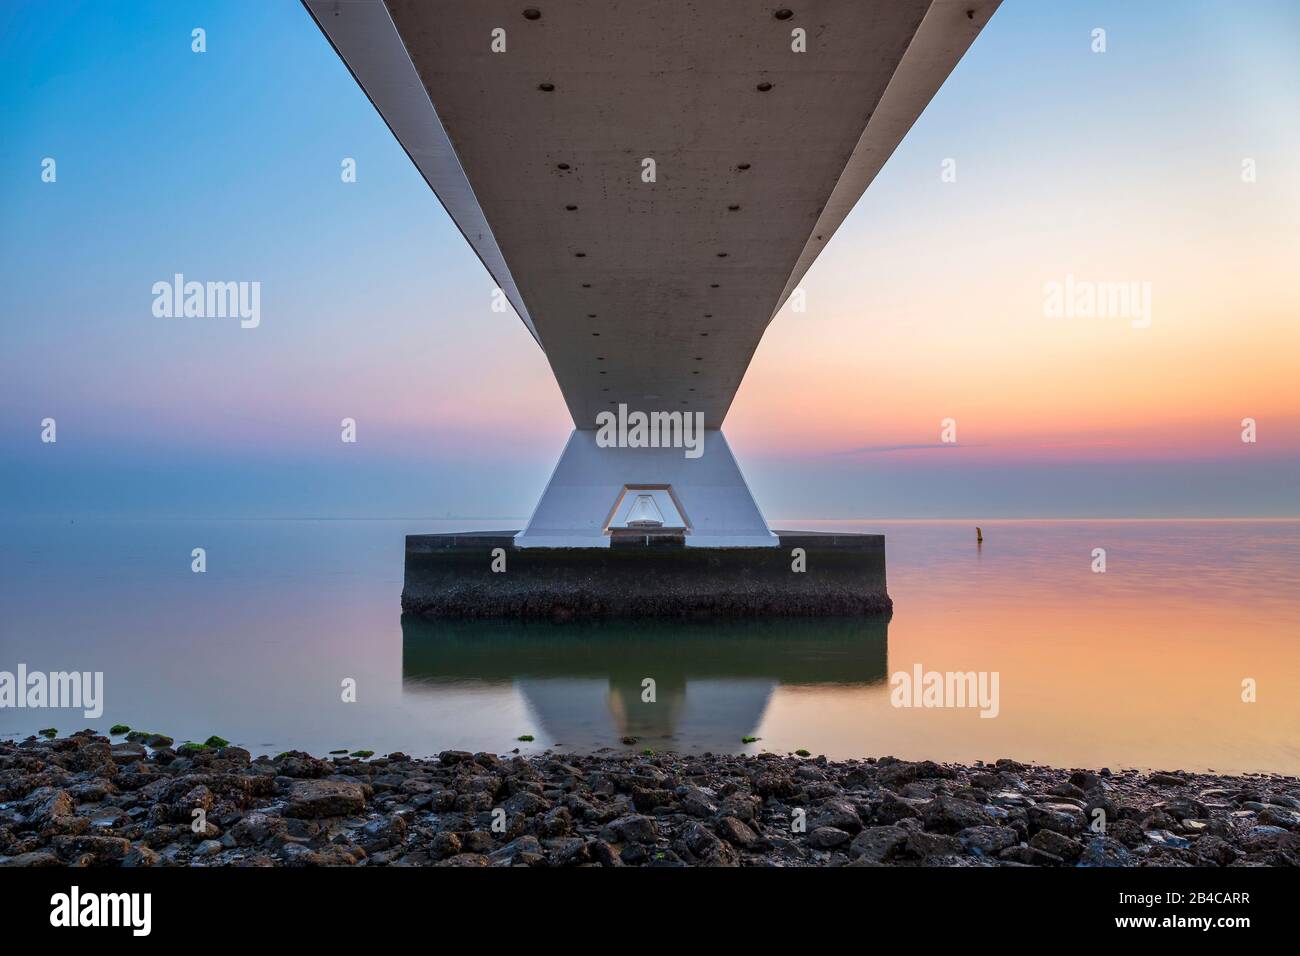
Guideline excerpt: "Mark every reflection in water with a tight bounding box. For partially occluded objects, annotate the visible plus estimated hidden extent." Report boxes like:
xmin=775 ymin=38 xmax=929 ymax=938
xmin=4 ymin=518 xmax=1299 ymax=772
xmin=402 ymin=616 xmax=888 ymax=752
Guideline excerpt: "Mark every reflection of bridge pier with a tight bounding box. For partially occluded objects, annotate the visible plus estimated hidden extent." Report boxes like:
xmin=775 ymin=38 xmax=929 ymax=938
xmin=401 ymin=616 xmax=888 ymax=750
xmin=305 ymin=1 xmax=998 ymax=617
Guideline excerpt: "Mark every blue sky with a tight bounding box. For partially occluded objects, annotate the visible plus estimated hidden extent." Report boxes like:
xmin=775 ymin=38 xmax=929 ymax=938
xmin=2 ymin=1 xmax=1297 ymax=518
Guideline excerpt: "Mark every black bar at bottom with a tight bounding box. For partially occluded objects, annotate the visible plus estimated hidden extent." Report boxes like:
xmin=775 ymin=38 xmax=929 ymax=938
xmin=1 ymin=864 xmax=1278 ymax=940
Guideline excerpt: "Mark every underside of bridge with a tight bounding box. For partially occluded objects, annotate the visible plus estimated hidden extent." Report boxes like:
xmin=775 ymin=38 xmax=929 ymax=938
xmin=304 ymin=0 xmax=997 ymax=609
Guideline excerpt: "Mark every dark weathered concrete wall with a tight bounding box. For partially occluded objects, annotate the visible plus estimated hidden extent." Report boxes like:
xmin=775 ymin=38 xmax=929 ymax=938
xmin=402 ymin=531 xmax=889 ymax=620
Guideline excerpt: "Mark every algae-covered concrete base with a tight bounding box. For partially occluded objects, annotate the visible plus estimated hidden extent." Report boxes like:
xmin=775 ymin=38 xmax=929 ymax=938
xmin=402 ymin=530 xmax=889 ymax=620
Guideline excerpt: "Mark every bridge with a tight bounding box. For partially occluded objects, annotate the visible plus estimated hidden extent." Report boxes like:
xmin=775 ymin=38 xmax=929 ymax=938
xmin=304 ymin=0 xmax=997 ymax=613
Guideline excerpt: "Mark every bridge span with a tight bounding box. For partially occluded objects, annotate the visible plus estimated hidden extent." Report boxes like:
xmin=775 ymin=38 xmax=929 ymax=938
xmin=303 ymin=0 xmax=998 ymax=611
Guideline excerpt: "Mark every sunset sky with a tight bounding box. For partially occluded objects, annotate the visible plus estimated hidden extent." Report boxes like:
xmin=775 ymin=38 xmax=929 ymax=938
xmin=2 ymin=0 xmax=1297 ymax=518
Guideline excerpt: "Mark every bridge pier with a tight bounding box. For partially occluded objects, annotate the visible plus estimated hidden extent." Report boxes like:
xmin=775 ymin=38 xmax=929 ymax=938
xmin=402 ymin=530 xmax=889 ymax=620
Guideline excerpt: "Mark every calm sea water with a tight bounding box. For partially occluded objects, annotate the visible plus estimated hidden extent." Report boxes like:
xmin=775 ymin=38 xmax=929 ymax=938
xmin=1 ymin=518 xmax=1297 ymax=774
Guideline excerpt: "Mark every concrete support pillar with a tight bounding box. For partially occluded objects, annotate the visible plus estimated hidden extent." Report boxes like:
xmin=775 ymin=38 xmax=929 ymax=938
xmin=515 ymin=429 xmax=778 ymax=548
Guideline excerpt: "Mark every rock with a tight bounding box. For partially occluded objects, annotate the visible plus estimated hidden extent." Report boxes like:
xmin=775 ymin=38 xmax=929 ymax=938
xmin=872 ymin=790 xmax=921 ymax=823
xmin=230 ymin=812 xmax=285 ymax=846
xmin=1069 ymin=770 xmax=1101 ymax=791
xmin=50 ymin=835 xmax=130 ymax=864
xmin=89 ymin=808 xmax=129 ymax=830
xmin=681 ymin=822 xmax=737 ymax=866
xmin=601 ymin=814 xmax=657 ymax=845
xmin=1259 ymin=806 xmax=1300 ymax=830
xmin=901 ymin=782 xmax=938 ymax=800
xmin=999 ymin=844 xmax=1063 ymax=866
xmin=681 ymin=796 xmax=722 ymax=816
xmin=1077 ymin=836 xmax=1133 ymax=866
xmin=586 ymin=839 xmax=623 ymax=867
xmin=877 ymin=760 xmax=954 ymax=786
xmin=357 ymin=814 xmax=407 ymax=853
xmin=123 ymin=845 xmax=161 ymax=867
xmin=989 ymin=789 xmax=1034 ymax=808
xmin=808 ymin=826 xmax=852 ymax=849
xmin=715 ymin=816 xmax=758 ymax=848
xmin=1195 ymin=835 xmax=1242 ymax=866
xmin=544 ymin=836 xmax=590 ymax=866
xmin=288 ymin=842 xmax=364 ymax=868
xmin=1027 ymin=803 xmax=1086 ymax=836
xmin=678 ymin=786 xmax=718 ymax=818
xmin=921 ymin=796 xmax=994 ymax=833
xmin=285 ymin=779 xmax=366 ymax=818
xmin=1242 ymin=825 xmax=1299 ymax=852
xmin=1146 ymin=773 xmax=1189 ymax=787
xmin=69 ymin=741 xmax=115 ymax=774
xmin=631 ymin=787 xmax=675 ymax=812
xmin=1145 ymin=829 xmax=1192 ymax=850
xmin=1029 ymin=829 xmax=1083 ymax=860
xmin=110 ymin=743 xmax=147 ymax=765
xmin=455 ymin=773 xmax=500 ymax=796
xmin=620 ymin=843 xmax=650 ymax=865
xmin=3 ymin=735 xmax=1293 ymax=870
xmin=1049 ymin=782 xmax=1086 ymax=800
xmin=24 ymin=788 xmax=74 ymax=829
xmin=905 ymin=830 xmax=961 ymax=858
xmin=67 ymin=781 xmax=112 ymax=803
xmin=488 ymin=834 xmax=543 ymax=865
xmin=1152 ymin=796 xmax=1208 ymax=821
xmin=1141 ymin=810 xmax=1177 ymax=832
xmin=811 ymin=797 xmax=863 ymax=834
xmin=502 ymin=790 xmax=550 ymax=817
xmin=538 ymin=806 xmax=572 ymax=837
xmin=398 ymin=778 xmax=434 ymax=796
xmin=217 ymin=746 xmax=251 ymax=765
xmin=750 ymin=771 xmax=796 ymax=798
xmin=182 ymin=784 xmax=214 ymax=814
xmin=717 ymin=793 xmax=761 ymax=822
xmin=956 ymin=826 xmax=1018 ymax=857
xmin=1107 ymin=819 xmax=1147 ymax=848
xmin=460 ymin=830 xmax=494 ymax=854
xmin=0 ymin=850 xmax=61 ymax=867
xmin=275 ymin=752 xmax=331 ymax=779
xmin=849 ymin=825 xmax=908 ymax=863
xmin=430 ymin=832 xmax=462 ymax=859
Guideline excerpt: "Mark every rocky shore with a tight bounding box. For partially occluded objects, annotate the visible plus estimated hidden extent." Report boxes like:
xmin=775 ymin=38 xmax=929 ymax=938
xmin=2 ymin=732 xmax=1298 ymax=867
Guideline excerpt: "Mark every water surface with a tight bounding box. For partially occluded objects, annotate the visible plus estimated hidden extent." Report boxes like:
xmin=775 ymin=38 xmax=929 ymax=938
xmin=1 ymin=518 xmax=1297 ymax=774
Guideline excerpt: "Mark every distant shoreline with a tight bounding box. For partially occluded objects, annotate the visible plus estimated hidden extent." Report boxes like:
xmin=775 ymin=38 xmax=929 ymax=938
xmin=2 ymin=732 xmax=1297 ymax=868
